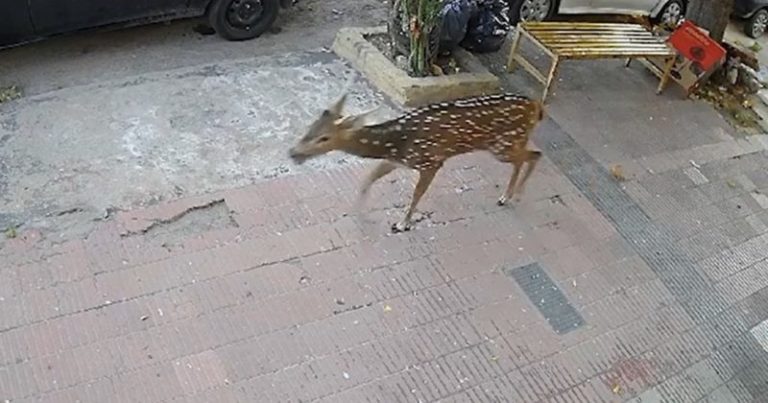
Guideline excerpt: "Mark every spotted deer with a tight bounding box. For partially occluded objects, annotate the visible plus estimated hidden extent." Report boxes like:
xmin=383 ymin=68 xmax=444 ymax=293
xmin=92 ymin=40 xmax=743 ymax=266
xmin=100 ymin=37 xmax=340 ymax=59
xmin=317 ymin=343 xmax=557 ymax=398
xmin=289 ymin=93 xmax=544 ymax=232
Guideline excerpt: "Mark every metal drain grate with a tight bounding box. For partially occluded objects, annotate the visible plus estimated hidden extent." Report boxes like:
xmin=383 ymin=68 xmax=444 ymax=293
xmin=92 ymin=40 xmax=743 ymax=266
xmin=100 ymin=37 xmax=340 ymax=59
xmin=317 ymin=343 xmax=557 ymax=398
xmin=505 ymin=262 xmax=585 ymax=334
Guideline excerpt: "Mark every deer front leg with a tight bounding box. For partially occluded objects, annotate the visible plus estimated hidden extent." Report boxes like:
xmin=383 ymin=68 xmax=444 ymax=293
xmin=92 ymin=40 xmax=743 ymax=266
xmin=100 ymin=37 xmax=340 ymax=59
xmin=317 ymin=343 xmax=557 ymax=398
xmin=392 ymin=168 xmax=438 ymax=233
xmin=359 ymin=161 xmax=398 ymax=200
xmin=355 ymin=161 xmax=398 ymax=218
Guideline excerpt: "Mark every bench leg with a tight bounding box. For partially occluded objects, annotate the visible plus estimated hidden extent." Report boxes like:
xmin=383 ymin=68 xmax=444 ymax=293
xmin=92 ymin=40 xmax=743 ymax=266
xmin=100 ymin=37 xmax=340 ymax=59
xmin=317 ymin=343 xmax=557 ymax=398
xmin=625 ymin=58 xmax=632 ymax=68
xmin=542 ymin=56 xmax=560 ymax=103
xmin=507 ymin=28 xmax=523 ymax=72
xmin=657 ymin=56 xmax=676 ymax=94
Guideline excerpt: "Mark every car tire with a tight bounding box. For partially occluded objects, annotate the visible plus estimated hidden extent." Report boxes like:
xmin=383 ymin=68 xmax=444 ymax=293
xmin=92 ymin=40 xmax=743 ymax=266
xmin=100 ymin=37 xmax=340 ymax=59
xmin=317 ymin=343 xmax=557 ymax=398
xmin=208 ymin=0 xmax=280 ymax=41
xmin=745 ymin=8 xmax=768 ymax=39
xmin=508 ymin=0 xmax=557 ymax=26
xmin=653 ymin=0 xmax=685 ymax=27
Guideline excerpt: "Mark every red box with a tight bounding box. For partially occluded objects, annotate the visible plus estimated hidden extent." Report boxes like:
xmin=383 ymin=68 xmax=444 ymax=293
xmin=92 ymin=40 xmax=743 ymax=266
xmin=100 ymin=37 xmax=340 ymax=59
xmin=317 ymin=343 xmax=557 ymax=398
xmin=667 ymin=20 xmax=726 ymax=71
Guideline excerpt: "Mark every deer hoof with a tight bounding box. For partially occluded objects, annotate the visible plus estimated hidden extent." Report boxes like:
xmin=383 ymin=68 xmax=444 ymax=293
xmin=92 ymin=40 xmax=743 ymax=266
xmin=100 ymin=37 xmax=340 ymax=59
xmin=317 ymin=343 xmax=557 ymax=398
xmin=391 ymin=221 xmax=411 ymax=233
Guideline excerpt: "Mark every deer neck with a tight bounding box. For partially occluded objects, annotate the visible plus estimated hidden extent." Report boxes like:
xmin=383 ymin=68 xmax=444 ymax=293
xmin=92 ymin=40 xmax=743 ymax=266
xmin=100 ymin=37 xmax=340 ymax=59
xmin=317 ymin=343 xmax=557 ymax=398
xmin=338 ymin=122 xmax=404 ymax=160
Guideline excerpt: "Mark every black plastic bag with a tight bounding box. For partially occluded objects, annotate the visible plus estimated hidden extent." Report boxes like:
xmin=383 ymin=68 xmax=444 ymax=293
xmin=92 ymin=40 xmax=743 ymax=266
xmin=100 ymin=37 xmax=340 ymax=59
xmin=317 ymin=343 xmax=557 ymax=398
xmin=439 ymin=0 xmax=477 ymax=53
xmin=461 ymin=0 xmax=510 ymax=53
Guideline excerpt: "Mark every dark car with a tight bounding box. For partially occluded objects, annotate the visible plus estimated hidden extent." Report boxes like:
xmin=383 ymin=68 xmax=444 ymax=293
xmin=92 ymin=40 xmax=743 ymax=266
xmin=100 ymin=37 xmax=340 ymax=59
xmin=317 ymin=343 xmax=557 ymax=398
xmin=733 ymin=0 xmax=768 ymax=38
xmin=0 ymin=0 xmax=295 ymax=49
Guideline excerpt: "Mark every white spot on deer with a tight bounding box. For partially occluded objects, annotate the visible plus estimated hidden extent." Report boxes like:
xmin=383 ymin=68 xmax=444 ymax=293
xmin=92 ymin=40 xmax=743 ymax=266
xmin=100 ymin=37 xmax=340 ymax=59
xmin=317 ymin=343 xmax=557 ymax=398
xmin=359 ymin=138 xmax=369 ymax=144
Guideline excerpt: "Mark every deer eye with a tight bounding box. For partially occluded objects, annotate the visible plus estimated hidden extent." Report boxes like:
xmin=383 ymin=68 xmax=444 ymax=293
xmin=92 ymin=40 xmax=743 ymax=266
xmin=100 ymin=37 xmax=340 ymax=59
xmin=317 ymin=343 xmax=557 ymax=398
xmin=317 ymin=136 xmax=330 ymax=142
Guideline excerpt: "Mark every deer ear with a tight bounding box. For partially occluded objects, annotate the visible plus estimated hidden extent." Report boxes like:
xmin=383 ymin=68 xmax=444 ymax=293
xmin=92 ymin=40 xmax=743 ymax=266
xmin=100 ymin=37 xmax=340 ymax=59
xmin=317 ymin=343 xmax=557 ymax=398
xmin=351 ymin=106 xmax=380 ymax=127
xmin=329 ymin=94 xmax=348 ymax=115
xmin=335 ymin=108 xmax=377 ymax=131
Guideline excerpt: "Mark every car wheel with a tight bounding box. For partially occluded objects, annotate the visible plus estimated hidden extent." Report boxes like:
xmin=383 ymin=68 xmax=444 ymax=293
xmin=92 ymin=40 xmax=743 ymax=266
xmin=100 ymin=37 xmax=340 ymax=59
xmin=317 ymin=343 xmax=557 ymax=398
xmin=745 ymin=9 xmax=768 ymax=39
xmin=655 ymin=0 xmax=685 ymax=27
xmin=509 ymin=0 xmax=556 ymax=25
xmin=208 ymin=0 xmax=280 ymax=41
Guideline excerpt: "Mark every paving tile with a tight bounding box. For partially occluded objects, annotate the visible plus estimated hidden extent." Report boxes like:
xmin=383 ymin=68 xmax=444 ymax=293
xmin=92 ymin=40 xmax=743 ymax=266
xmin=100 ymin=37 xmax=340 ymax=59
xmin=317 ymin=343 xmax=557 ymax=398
xmin=4 ymin=105 xmax=768 ymax=403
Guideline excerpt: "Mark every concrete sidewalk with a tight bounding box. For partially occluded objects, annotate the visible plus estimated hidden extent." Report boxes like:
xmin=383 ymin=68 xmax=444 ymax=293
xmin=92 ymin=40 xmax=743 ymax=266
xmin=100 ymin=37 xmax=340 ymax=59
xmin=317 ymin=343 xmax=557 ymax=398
xmin=3 ymin=51 xmax=768 ymax=403
xmin=0 ymin=49 xmax=396 ymax=242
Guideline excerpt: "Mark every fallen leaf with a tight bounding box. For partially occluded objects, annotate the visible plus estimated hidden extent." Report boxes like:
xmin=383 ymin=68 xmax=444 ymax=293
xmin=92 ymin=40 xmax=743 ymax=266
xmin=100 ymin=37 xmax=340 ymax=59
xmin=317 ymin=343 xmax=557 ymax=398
xmin=430 ymin=64 xmax=445 ymax=76
xmin=612 ymin=384 xmax=622 ymax=394
xmin=383 ymin=304 xmax=393 ymax=312
xmin=610 ymin=165 xmax=626 ymax=181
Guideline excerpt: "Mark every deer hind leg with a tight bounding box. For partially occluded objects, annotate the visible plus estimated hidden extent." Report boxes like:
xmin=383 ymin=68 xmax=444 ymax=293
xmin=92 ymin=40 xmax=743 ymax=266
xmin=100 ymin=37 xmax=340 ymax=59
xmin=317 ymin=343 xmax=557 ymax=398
xmin=513 ymin=150 xmax=542 ymax=198
xmin=392 ymin=167 xmax=439 ymax=233
xmin=496 ymin=150 xmax=541 ymax=206
xmin=497 ymin=159 xmax=524 ymax=206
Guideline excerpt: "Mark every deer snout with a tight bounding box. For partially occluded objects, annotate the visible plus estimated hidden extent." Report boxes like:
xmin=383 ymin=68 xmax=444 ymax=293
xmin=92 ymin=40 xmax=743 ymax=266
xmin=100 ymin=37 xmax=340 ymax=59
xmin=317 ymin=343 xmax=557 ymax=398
xmin=288 ymin=147 xmax=308 ymax=165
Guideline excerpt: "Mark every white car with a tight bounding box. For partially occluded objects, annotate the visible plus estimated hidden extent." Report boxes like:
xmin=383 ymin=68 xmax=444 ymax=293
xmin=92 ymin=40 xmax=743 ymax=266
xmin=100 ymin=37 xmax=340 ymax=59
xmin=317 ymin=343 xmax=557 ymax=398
xmin=509 ymin=0 xmax=686 ymax=26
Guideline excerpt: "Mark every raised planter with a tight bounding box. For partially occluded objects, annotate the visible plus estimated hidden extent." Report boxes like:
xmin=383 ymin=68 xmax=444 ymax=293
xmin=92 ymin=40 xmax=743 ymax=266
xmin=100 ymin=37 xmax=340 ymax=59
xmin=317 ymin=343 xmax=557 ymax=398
xmin=332 ymin=26 xmax=500 ymax=107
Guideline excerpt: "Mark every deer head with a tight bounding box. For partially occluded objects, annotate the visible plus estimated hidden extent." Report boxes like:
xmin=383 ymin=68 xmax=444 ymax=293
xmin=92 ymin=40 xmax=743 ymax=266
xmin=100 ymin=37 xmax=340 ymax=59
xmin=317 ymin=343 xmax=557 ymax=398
xmin=289 ymin=94 xmax=372 ymax=164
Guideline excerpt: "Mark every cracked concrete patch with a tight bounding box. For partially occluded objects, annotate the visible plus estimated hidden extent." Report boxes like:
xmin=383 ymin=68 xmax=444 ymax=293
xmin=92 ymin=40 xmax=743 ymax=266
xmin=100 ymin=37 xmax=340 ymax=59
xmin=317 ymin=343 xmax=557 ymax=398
xmin=121 ymin=198 xmax=238 ymax=250
xmin=0 ymin=50 xmax=398 ymax=241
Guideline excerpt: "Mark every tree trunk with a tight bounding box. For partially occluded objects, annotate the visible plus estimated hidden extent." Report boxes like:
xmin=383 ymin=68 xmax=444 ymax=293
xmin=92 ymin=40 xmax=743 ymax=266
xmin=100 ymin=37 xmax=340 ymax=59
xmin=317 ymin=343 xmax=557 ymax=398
xmin=685 ymin=0 xmax=736 ymax=42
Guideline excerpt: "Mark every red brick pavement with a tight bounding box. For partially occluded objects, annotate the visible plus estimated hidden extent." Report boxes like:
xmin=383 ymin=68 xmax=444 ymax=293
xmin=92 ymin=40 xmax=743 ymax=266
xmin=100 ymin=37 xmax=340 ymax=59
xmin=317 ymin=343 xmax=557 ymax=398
xmin=0 ymin=153 xmax=751 ymax=402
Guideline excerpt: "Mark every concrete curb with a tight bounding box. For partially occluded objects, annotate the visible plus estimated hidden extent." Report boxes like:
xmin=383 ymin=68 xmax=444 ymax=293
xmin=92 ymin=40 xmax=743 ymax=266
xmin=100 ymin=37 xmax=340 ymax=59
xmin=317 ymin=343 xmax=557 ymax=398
xmin=332 ymin=26 xmax=500 ymax=107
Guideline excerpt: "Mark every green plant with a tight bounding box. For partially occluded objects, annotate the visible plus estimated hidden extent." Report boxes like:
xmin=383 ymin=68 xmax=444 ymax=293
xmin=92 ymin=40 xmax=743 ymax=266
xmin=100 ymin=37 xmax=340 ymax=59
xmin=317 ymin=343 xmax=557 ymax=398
xmin=0 ymin=85 xmax=22 ymax=103
xmin=4 ymin=226 xmax=17 ymax=239
xmin=397 ymin=0 xmax=442 ymax=76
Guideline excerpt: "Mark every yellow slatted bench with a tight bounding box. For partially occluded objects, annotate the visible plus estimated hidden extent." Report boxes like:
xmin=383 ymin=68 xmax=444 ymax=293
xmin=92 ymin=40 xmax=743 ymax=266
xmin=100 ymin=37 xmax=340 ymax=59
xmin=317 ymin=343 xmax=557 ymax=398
xmin=506 ymin=21 xmax=677 ymax=102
